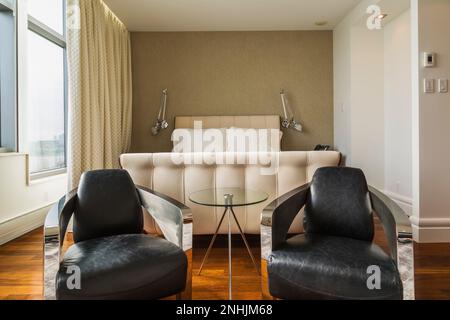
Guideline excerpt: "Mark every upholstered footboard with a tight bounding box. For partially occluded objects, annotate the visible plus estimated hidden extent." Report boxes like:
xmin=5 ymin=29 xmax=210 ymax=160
xmin=120 ymin=151 xmax=341 ymax=235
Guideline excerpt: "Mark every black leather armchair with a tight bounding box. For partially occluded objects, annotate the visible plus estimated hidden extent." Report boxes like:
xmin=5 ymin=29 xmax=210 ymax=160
xmin=261 ymin=167 xmax=414 ymax=300
xmin=43 ymin=170 xmax=193 ymax=300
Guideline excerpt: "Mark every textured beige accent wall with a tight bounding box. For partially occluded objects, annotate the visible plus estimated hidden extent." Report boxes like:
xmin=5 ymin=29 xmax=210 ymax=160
xmin=130 ymin=31 xmax=333 ymax=152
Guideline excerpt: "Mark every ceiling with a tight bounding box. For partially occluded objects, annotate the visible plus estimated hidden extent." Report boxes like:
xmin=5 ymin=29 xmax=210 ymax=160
xmin=103 ymin=0 xmax=362 ymax=32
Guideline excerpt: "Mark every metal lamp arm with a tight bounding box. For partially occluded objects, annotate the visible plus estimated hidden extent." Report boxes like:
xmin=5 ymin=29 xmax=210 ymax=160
xmin=152 ymin=89 xmax=169 ymax=135
xmin=158 ymin=89 xmax=168 ymax=121
xmin=280 ymin=90 xmax=293 ymax=120
xmin=280 ymin=89 xmax=303 ymax=132
xmin=280 ymin=90 xmax=289 ymax=120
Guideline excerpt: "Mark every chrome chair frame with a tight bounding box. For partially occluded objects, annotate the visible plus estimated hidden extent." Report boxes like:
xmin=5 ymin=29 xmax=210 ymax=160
xmin=43 ymin=186 xmax=193 ymax=300
xmin=260 ymin=184 xmax=415 ymax=300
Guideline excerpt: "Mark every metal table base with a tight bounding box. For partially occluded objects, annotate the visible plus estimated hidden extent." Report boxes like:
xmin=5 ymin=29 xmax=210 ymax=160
xmin=197 ymin=204 xmax=261 ymax=300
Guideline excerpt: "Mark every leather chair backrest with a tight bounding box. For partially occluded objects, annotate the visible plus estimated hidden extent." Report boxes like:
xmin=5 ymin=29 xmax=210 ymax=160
xmin=73 ymin=170 xmax=143 ymax=243
xmin=304 ymin=167 xmax=374 ymax=242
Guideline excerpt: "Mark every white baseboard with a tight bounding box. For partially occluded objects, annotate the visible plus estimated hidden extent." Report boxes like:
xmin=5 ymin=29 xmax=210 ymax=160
xmin=412 ymin=225 xmax=450 ymax=243
xmin=382 ymin=191 xmax=450 ymax=243
xmin=411 ymin=216 xmax=450 ymax=243
xmin=0 ymin=204 xmax=53 ymax=246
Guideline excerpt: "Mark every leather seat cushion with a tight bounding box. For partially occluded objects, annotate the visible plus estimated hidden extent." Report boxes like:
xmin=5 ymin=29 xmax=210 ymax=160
xmin=268 ymin=234 xmax=403 ymax=300
xmin=56 ymin=234 xmax=187 ymax=300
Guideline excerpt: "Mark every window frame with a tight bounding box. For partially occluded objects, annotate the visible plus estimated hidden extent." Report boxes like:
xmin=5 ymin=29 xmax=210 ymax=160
xmin=24 ymin=0 xmax=68 ymax=179
xmin=0 ymin=0 xmax=17 ymax=152
xmin=0 ymin=0 xmax=14 ymax=11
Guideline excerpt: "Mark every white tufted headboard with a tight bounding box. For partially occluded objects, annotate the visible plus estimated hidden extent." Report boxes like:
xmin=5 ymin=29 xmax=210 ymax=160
xmin=175 ymin=115 xmax=281 ymax=130
xmin=173 ymin=115 xmax=282 ymax=153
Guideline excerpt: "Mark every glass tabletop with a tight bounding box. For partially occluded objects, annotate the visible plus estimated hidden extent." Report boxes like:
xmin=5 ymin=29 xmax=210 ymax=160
xmin=189 ymin=188 xmax=269 ymax=207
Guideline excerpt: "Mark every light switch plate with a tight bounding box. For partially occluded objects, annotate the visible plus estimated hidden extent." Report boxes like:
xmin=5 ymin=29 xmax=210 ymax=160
xmin=424 ymin=79 xmax=435 ymax=93
xmin=439 ymin=79 xmax=448 ymax=93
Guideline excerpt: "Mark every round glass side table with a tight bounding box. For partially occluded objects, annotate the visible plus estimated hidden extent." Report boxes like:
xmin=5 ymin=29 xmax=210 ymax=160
xmin=189 ymin=188 xmax=269 ymax=300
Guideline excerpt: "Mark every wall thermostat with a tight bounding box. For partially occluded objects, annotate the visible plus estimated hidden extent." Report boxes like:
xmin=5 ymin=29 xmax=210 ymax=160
xmin=424 ymin=52 xmax=436 ymax=68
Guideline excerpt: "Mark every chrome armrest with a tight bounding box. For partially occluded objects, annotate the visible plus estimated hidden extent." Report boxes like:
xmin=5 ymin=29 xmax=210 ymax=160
xmin=369 ymin=186 xmax=415 ymax=300
xmin=261 ymin=183 xmax=310 ymax=261
xmin=137 ymin=186 xmax=193 ymax=300
xmin=137 ymin=186 xmax=193 ymax=252
xmin=43 ymin=190 xmax=77 ymax=300
xmin=260 ymin=183 xmax=310 ymax=299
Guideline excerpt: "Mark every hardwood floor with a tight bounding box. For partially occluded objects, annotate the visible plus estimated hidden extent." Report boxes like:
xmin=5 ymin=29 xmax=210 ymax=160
xmin=0 ymin=229 xmax=263 ymax=300
xmin=0 ymin=230 xmax=43 ymax=300
xmin=414 ymin=243 xmax=450 ymax=300
xmin=192 ymin=235 xmax=262 ymax=300
xmin=0 ymin=227 xmax=449 ymax=300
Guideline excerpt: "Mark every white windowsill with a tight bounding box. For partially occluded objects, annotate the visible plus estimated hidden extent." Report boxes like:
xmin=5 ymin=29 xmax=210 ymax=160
xmin=29 ymin=169 xmax=68 ymax=185
xmin=0 ymin=151 xmax=26 ymax=157
xmin=28 ymin=172 xmax=68 ymax=185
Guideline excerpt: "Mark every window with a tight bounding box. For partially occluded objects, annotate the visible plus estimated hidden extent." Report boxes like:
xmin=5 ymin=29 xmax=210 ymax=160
xmin=25 ymin=0 xmax=67 ymax=175
xmin=26 ymin=31 xmax=66 ymax=173
xmin=28 ymin=0 xmax=64 ymax=35
xmin=0 ymin=0 xmax=16 ymax=152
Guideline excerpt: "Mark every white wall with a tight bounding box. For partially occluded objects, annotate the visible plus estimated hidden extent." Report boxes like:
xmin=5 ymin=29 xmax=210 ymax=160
xmin=334 ymin=0 xmax=377 ymax=164
xmin=333 ymin=11 xmax=352 ymax=164
xmin=411 ymin=0 xmax=450 ymax=242
xmin=0 ymin=154 xmax=66 ymax=245
xmin=333 ymin=1 xmax=413 ymax=214
xmin=335 ymin=0 xmax=450 ymax=242
xmin=384 ymin=10 xmax=413 ymax=215
xmin=350 ymin=25 xmax=385 ymax=189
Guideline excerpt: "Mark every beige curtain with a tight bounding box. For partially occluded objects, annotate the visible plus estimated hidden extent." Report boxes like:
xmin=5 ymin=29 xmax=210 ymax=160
xmin=67 ymin=0 xmax=132 ymax=189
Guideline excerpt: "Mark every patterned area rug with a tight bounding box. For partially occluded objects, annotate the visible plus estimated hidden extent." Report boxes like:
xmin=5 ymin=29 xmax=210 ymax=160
xmin=399 ymin=241 xmax=415 ymax=300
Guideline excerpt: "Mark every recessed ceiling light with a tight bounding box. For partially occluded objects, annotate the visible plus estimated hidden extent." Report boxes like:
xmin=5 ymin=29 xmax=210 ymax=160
xmin=315 ymin=21 xmax=328 ymax=26
xmin=377 ymin=14 xmax=388 ymax=20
